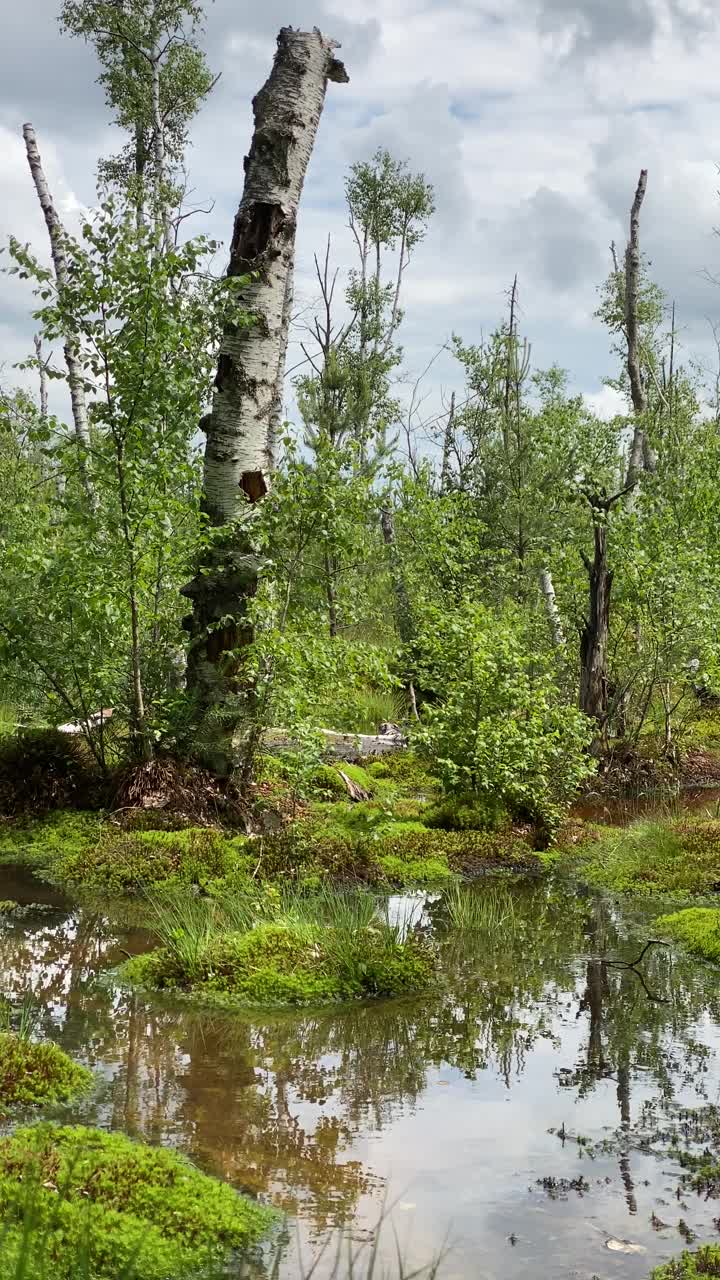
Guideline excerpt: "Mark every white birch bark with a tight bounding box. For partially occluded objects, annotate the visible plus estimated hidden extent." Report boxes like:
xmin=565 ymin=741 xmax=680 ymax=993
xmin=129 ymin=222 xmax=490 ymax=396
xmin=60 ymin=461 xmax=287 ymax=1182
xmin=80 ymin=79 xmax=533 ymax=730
xmin=200 ymin=29 xmax=348 ymax=524
xmin=182 ymin=27 xmax=348 ymax=774
xmin=539 ymin=567 xmax=565 ymax=650
xmin=23 ymin=123 xmax=96 ymax=509
xmin=150 ymin=47 xmax=173 ymax=253
xmin=33 ymin=335 xmax=48 ymax=420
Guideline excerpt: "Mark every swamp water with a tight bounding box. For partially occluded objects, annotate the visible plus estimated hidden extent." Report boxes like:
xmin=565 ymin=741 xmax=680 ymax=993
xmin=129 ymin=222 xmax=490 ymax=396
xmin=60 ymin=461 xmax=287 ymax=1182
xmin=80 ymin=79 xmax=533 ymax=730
xmin=2 ymin=865 xmax=720 ymax=1279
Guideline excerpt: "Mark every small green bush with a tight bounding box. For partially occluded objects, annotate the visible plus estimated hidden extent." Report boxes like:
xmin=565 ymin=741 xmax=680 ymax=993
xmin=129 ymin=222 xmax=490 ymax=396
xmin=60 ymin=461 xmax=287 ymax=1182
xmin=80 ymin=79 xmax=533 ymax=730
xmin=0 ymin=1034 xmax=93 ymax=1112
xmin=0 ymin=729 xmax=103 ymax=815
xmin=652 ymin=1246 xmax=720 ymax=1278
xmin=0 ymin=1123 xmax=274 ymax=1280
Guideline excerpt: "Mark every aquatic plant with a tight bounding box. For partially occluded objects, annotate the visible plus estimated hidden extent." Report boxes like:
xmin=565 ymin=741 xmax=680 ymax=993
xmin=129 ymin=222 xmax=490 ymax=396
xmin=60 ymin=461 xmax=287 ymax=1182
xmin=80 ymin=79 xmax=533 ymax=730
xmin=125 ymin=885 xmax=435 ymax=1008
xmin=652 ymin=1245 xmax=720 ymax=1277
xmin=0 ymin=1034 xmax=92 ymax=1112
xmin=0 ymin=1123 xmax=275 ymax=1280
xmin=442 ymin=882 xmax=517 ymax=933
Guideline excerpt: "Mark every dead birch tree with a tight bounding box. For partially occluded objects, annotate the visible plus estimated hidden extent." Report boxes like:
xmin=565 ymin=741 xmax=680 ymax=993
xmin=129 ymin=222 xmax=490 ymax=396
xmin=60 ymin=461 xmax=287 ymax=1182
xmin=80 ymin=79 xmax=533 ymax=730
xmin=23 ymin=124 xmax=96 ymax=509
xmin=182 ymin=27 xmax=348 ymax=776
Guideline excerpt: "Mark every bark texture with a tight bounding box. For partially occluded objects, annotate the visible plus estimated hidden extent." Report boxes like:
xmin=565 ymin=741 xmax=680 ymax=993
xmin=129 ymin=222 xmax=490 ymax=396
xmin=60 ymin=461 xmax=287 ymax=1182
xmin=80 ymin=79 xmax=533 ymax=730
xmin=579 ymin=522 xmax=613 ymax=728
xmin=22 ymin=124 xmax=95 ymax=509
xmin=182 ymin=27 xmax=348 ymax=775
xmin=539 ymin=567 xmax=565 ymax=651
xmin=624 ymin=169 xmax=655 ymax=500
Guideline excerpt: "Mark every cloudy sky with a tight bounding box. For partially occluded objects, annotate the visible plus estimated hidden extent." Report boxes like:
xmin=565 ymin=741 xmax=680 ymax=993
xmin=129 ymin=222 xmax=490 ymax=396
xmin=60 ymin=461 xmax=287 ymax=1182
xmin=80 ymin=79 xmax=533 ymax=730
xmin=2 ymin=0 xmax=720 ymax=431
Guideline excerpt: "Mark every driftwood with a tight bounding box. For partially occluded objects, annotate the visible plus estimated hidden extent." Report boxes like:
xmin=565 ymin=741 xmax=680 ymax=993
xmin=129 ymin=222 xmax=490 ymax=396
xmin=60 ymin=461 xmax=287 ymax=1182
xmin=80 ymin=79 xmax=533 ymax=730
xmin=263 ymin=723 xmax=408 ymax=763
xmin=337 ymin=770 xmax=371 ymax=801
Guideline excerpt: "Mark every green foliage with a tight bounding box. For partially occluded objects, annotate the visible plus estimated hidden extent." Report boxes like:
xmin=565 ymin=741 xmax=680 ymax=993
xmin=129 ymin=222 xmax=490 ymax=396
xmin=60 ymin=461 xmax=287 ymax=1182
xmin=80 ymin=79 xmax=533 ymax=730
xmin=412 ymin=604 xmax=595 ymax=831
xmin=54 ymin=826 xmax=243 ymax=894
xmin=0 ymin=1035 xmax=92 ymax=1112
xmin=652 ymin=1246 xmax=720 ymax=1278
xmin=578 ymin=819 xmax=720 ymax=896
xmin=0 ymin=810 xmax=103 ymax=867
xmin=0 ymin=1123 xmax=274 ymax=1280
xmin=656 ymin=907 xmax=720 ymax=961
xmin=422 ymin=791 xmax=509 ymax=832
xmin=372 ymin=827 xmax=539 ymax=878
xmin=124 ymin=892 xmax=435 ymax=1008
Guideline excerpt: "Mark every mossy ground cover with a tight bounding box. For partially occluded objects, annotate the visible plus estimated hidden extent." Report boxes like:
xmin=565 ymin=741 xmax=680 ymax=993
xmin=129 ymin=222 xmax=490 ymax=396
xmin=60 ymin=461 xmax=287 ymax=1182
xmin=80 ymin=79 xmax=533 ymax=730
xmin=567 ymin=817 xmax=720 ymax=897
xmin=0 ymin=1034 xmax=93 ymax=1113
xmin=0 ymin=751 xmax=541 ymax=898
xmin=0 ymin=1122 xmax=275 ymax=1280
xmin=655 ymin=908 xmax=720 ymax=963
xmin=123 ymin=894 xmax=436 ymax=1009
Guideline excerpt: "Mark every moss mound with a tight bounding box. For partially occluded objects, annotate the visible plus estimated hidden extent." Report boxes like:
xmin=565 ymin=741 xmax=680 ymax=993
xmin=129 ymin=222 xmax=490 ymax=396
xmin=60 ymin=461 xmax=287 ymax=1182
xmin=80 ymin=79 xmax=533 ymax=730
xmin=656 ymin=908 xmax=720 ymax=962
xmin=54 ymin=826 xmax=248 ymax=894
xmin=0 ymin=1122 xmax=274 ymax=1280
xmin=652 ymin=1246 xmax=720 ymax=1277
xmin=0 ymin=1034 xmax=93 ymax=1113
xmin=576 ymin=818 xmax=720 ymax=896
xmin=124 ymin=918 xmax=434 ymax=1009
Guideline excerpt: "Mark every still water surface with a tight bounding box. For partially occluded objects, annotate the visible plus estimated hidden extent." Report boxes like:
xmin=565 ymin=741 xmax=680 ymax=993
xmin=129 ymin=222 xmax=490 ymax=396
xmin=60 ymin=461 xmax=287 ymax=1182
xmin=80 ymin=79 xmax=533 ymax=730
xmin=2 ymin=863 xmax=720 ymax=1279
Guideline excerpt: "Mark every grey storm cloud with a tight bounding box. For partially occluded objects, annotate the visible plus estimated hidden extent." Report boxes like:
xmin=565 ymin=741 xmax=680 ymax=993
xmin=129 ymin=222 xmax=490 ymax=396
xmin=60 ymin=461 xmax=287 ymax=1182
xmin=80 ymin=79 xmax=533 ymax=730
xmin=535 ymin=0 xmax=718 ymax=57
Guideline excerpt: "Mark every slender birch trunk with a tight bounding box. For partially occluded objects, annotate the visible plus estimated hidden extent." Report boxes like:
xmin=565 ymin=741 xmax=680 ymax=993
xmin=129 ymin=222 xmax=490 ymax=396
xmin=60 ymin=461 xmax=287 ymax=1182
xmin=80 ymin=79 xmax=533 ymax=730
xmin=23 ymin=123 xmax=96 ymax=509
xmin=539 ymin=567 xmax=565 ymax=651
xmin=182 ymin=27 xmax=348 ymax=776
xmin=150 ymin=48 xmax=173 ymax=253
xmin=33 ymin=335 xmax=48 ymax=420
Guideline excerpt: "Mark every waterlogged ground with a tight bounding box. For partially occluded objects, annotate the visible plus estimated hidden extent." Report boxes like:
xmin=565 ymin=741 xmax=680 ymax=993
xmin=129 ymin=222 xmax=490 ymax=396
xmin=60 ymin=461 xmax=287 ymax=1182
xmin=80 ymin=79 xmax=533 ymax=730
xmin=4 ymin=865 xmax=720 ymax=1279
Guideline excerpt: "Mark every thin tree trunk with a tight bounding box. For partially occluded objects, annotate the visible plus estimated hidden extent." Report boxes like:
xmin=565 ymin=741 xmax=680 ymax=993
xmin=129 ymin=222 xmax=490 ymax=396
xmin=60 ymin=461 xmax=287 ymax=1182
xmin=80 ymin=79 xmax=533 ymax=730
xmin=323 ymin=548 xmax=339 ymax=638
xmin=381 ymin=504 xmax=413 ymax=647
xmin=34 ymin=334 xmax=48 ymax=420
xmin=150 ymin=48 xmax=172 ymax=253
xmin=23 ymin=123 xmax=96 ymax=509
xmin=181 ymin=28 xmax=348 ymax=776
xmin=580 ymin=522 xmax=613 ymax=730
xmin=624 ymin=169 xmax=653 ymax=504
xmin=440 ymin=391 xmax=455 ymax=492
xmin=539 ymin=567 xmax=565 ymax=650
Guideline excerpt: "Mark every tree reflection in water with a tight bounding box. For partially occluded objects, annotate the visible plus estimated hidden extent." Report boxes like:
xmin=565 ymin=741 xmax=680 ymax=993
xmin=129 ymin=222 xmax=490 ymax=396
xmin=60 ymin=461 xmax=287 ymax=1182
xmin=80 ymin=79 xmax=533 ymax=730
xmin=2 ymin=872 xmax=720 ymax=1243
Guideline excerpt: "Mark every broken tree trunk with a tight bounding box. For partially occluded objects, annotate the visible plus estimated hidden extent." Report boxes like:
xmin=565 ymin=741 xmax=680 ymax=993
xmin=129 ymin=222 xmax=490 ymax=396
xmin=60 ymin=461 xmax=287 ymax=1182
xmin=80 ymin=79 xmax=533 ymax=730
xmin=579 ymin=519 xmax=613 ymax=731
xmin=181 ymin=27 xmax=348 ymax=777
xmin=22 ymin=124 xmax=96 ymax=511
xmin=624 ymin=168 xmax=656 ymax=504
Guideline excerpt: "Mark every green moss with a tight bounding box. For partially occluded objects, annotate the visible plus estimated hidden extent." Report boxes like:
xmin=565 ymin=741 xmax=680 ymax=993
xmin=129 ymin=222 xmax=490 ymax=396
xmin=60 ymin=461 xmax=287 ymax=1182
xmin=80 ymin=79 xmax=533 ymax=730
xmin=308 ymin=764 xmax=348 ymax=799
xmin=372 ymin=828 xmax=540 ymax=878
xmin=0 ymin=811 xmax=103 ymax=868
xmin=377 ymin=852 xmax=454 ymax=886
xmin=656 ymin=907 xmax=720 ymax=961
xmin=652 ymin=1246 xmax=720 ymax=1277
xmin=0 ymin=1122 xmax=275 ymax=1280
xmin=0 ymin=1034 xmax=93 ymax=1112
xmin=54 ymin=827 xmax=249 ymax=894
xmin=364 ymin=752 xmax=440 ymax=793
xmin=124 ymin=919 xmax=434 ymax=1009
xmin=577 ymin=819 xmax=720 ymax=896
xmin=422 ymin=791 xmax=509 ymax=832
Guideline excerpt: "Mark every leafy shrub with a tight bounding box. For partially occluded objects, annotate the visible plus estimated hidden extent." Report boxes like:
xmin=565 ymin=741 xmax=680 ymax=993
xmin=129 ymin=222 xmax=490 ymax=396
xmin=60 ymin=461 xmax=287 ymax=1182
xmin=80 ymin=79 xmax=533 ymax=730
xmin=0 ymin=1123 xmax=274 ymax=1280
xmin=652 ymin=1246 xmax=720 ymax=1278
xmin=411 ymin=605 xmax=595 ymax=833
xmin=0 ymin=729 xmax=103 ymax=815
xmin=0 ymin=1034 xmax=93 ymax=1112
